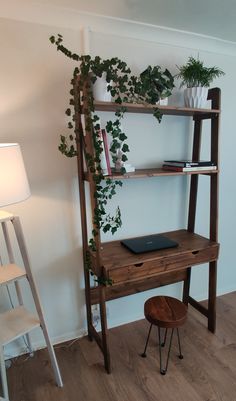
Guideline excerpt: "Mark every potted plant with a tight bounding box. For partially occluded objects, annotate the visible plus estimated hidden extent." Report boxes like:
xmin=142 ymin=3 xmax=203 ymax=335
xmin=176 ymin=56 xmax=224 ymax=108
xmin=126 ymin=65 xmax=174 ymax=109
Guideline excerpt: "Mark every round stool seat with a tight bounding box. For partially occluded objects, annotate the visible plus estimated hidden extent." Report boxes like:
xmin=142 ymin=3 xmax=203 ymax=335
xmin=144 ymin=296 xmax=187 ymax=328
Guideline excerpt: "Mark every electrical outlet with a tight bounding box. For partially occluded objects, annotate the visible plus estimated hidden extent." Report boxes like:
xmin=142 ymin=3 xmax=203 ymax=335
xmin=91 ymin=305 xmax=109 ymax=326
xmin=92 ymin=305 xmax=100 ymax=326
xmin=5 ymin=360 xmax=12 ymax=369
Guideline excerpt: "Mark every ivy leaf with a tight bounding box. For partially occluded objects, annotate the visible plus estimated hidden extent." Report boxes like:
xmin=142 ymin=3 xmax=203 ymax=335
xmin=49 ymin=36 xmax=55 ymax=43
xmin=103 ymin=224 xmax=111 ymax=233
xmin=122 ymin=143 xmax=129 ymax=153
xmin=119 ymin=133 xmax=127 ymax=141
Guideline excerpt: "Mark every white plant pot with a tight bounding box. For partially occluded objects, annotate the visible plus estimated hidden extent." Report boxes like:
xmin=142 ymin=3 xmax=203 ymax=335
xmin=93 ymin=73 xmax=112 ymax=102
xmin=184 ymin=87 xmax=208 ymax=108
xmin=158 ymin=97 xmax=168 ymax=106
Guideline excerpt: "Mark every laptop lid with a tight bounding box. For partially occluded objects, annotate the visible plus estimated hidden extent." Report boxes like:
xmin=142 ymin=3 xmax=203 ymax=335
xmin=121 ymin=234 xmax=178 ymax=254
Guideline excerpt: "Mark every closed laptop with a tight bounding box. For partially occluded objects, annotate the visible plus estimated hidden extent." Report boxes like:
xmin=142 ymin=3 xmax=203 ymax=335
xmin=121 ymin=234 xmax=178 ymax=254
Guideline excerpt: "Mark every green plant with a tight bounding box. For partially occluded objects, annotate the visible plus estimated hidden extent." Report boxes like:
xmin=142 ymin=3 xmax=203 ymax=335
xmin=49 ymin=34 xmax=175 ymax=284
xmin=129 ymin=65 xmax=174 ymax=121
xmin=176 ymin=56 xmax=225 ymax=88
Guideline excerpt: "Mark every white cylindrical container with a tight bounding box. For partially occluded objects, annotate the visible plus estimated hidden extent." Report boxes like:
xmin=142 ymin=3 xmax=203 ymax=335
xmin=93 ymin=73 xmax=112 ymax=102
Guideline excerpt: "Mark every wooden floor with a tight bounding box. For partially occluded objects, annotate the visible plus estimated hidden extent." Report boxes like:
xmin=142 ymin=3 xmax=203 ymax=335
xmin=5 ymin=292 xmax=236 ymax=401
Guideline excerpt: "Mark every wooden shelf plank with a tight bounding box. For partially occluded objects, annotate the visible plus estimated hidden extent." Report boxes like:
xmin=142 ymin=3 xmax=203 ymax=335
xmin=0 ymin=264 xmax=26 ymax=285
xmin=90 ymin=269 xmax=188 ymax=304
xmin=0 ymin=306 xmax=40 ymax=345
xmin=107 ymin=168 xmax=219 ymax=179
xmin=93 ymin=100 xmax=220 ymax=118
xmin=84 ymin=168 xmax=218 ymax=181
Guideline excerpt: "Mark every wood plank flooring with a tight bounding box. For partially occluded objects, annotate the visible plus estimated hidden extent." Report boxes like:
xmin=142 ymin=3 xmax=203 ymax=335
xmin=5 ymin=292 xmax=236 ymax=401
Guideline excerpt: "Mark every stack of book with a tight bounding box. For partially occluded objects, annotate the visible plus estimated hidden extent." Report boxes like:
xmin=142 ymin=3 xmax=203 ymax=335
xmin=162 ymin=160 xmax=217 ymax=172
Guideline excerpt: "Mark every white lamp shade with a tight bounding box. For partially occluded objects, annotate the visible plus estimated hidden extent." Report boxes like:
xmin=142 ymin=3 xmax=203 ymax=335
xmin=0 ymin=143 xmax=30 ymax=207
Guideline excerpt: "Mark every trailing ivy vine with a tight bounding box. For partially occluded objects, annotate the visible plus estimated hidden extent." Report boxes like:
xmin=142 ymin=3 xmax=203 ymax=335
xmin=49 ymin=33 xmax=175 ymax=285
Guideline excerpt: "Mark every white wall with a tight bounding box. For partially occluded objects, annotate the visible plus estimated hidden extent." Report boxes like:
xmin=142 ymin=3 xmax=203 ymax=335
xmin=0 ymin=3 xmax=236 ymax=356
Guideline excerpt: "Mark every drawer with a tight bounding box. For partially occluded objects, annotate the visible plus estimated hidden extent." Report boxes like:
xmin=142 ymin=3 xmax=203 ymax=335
xmin=108 ymin=245 xmax=219 ymax=284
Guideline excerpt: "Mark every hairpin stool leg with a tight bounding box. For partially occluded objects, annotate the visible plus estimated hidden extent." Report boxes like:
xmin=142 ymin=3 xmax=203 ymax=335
xmin=141 ymin=324 xmax=153 ymax=358
xmin=158 ymin=327 xmax=174 ymax=375
xmin=176 ymin=328 xmax=183 ymax=359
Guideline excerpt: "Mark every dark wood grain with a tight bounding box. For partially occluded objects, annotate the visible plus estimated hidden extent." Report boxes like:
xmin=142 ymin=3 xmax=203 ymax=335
xmin=76 ymin=80 xmax=220 ymax=371
xmin=6 ymin=292 xmax=236 ymax=401
xmin=89 ymin=230 xmax=219 ymax=273
xmin=93 ymin=100 xmax=220 ymax=117
xmin=144 ymin=296 xmax=187 ymax=328
xmin=183 ymin=116 xmax=202 ymax=305
xmin=73 ymin=76 xmax=93 ymax=340
xmin=90 ymin=270 xmax=187 ymax=304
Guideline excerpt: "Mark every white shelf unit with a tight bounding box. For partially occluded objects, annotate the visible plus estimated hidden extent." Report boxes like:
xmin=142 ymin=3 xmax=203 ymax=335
xmin=0 ymin=264 xmax=25 ymax=285
xmin=0 ymin=306 xmax=40 ymax=346
xmin=0 ymin=213 xmax=63 ymax=401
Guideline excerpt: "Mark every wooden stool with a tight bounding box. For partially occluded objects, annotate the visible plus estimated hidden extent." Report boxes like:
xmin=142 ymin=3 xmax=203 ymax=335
xmin=141 ymin=296 xmax=187 ymax=375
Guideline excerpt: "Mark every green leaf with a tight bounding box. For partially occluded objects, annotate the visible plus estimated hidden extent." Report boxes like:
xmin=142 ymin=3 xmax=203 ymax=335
xmin=122 ymin=143 xmax=129 ymax=153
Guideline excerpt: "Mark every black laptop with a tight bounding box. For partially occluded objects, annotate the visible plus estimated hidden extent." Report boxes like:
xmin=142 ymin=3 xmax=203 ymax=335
xmin=121 ymin=234 xmax=178 ymax=254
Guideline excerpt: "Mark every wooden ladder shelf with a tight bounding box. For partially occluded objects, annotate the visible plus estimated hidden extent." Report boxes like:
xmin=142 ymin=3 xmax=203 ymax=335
xmin=74 ymin=80 xmax=220 ymax=373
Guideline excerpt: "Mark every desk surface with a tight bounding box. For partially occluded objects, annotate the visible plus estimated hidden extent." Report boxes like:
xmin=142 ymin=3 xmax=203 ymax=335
xmin=99 ymin=229 xmax=219 ymax=269
xmin=89 ymin=229 xmax=219 ymax=286
xmin=90 ymin=229 xmax=219 ymax=304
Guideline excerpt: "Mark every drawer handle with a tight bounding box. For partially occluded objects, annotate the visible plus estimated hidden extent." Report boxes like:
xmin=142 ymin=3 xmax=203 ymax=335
xmin=192 ymin=250 xmax=199 ymax=255
xmin=134 ymin=263 xmax=144 ymax=267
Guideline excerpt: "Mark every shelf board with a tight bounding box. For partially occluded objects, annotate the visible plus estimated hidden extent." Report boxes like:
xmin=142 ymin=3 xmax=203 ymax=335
xmin=93 ymin=101 xmax=220 ymax=118
xmin=0 ymin=264 xmax=26 ymax=285
xmin=0 ymin=306 xmax=40 ymax=346
xmin=107 ymin=168 xmax=218 ymax=179
xmin=84 ymin=168 xmax=218 ymax=181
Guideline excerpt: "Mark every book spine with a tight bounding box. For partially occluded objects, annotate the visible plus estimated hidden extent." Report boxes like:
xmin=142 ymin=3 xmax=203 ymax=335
xmin=162 ymin=165 xmax=217 ymax=172
xmin=102 ymin=129 xmax=112 ymax=176
xmin=164 ymin=161 xmax=216 ymax=167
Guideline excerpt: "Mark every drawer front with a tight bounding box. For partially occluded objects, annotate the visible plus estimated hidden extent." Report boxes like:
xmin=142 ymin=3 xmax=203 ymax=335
xmin=109 ymin=245 xmax=219 ymax=284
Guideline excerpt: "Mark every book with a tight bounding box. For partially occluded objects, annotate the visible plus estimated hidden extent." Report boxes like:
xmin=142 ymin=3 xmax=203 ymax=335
xmin=164 ymin=160 xmax=216 ymax=167
xmin=162 ymin=164 xmax=217 ymax=172
xmin=101 ymin=129 xmax=112 ymax=175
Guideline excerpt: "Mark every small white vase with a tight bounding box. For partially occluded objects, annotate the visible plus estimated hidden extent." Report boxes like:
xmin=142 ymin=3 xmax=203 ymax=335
xmin=184 ymin=87 xmax=208 ymax=108
xmin=93 ymin=73 xmax=112 ymax=102
xmin=157 ymin=97 xmax=168 ymax=106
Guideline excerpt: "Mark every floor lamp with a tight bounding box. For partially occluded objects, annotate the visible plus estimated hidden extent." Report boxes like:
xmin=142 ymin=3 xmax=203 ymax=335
xmin=0 ymin=143 xmax=30 ymax=220
xmin=0 ymin=143 xmax=63 ymax=400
